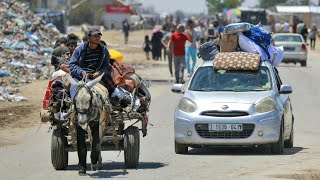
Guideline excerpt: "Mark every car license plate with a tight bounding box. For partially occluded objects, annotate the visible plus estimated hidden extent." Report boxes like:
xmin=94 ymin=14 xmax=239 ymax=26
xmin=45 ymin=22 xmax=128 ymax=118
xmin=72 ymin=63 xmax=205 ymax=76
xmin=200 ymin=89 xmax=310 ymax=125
xmin=208 ymin=124 xmax=243 ymax=131
xmin=284 ymin=47 xmax=295 ymax=51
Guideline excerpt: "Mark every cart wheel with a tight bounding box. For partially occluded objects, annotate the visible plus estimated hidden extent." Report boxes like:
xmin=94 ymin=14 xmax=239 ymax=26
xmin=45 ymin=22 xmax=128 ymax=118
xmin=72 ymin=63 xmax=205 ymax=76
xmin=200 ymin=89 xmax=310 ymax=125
xmin=124 ymin=126 xmax=140 ymax=169
xmin=51 ymin=128 xmax=68 ymax=170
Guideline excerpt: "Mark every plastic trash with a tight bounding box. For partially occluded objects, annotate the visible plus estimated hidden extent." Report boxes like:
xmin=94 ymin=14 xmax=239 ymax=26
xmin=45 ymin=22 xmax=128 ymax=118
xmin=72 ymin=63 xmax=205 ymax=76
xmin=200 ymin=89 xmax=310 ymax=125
xmin=0 ymin=69 xmax=11 ymax=77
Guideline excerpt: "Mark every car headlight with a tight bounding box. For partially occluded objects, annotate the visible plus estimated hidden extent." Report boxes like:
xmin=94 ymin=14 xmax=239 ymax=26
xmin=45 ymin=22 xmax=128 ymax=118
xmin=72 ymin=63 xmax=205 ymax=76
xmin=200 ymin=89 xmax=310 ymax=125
xmin=255 ymin=97 xmax=275 ymax=113
xmin=178 ymin=97 xmax=197 ymax=113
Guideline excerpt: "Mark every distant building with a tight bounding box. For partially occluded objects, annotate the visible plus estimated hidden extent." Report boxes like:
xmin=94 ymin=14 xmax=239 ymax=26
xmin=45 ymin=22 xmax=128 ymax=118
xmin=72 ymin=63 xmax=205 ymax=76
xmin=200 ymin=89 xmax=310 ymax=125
xmin=35 ymin=0 xmax=63 ymax=9
xmin=95 ymin=0 xmax=142 ymax=30
xmin=241 ymin=0 xmax=260 ymax=8
xmin=275 ymin=6 xmax=320 ymax=28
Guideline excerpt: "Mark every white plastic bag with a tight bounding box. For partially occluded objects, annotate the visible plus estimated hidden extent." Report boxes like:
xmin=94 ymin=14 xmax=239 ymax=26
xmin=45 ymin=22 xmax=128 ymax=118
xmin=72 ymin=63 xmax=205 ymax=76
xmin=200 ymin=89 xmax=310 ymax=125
xmin=51 ymin=69 xmax=67 ymax=78
xmin=238 ymin=34 xmax=259 ymax=54
xmin=267 ymin=45 xmax=284 ymax=66
xmin=239 ymin=34 xmax=268 ymax=59
xmin=239 ymin=34 xmax=283 ymax=66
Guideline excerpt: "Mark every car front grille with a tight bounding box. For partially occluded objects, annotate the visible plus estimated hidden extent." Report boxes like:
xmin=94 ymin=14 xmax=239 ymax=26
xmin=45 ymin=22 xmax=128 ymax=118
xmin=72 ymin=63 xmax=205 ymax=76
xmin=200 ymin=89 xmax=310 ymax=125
xmin=195 ymin=123 xmax=255 ymax=139
xmin=200 ymin=111 xmax=249 ymax=117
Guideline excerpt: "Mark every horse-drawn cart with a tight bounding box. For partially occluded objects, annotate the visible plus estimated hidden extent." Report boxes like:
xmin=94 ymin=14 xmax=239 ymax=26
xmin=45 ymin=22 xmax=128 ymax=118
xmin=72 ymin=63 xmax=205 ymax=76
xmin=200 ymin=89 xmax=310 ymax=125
xmin=42 ymin=72 xmax=151 ymax=170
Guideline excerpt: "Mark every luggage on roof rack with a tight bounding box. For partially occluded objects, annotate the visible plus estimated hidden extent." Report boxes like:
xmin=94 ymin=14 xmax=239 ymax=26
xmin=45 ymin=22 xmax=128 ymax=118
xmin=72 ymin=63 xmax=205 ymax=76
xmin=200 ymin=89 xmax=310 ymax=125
xmin=224 ymin=23 xmax=252 ymax=35
xmin=219 ymin=33 xmax=238 ymax=52
xmin=212 ymin=52 xmax=260 ymax=71
xmin=197 ymin=40 xmax=220 ymax=61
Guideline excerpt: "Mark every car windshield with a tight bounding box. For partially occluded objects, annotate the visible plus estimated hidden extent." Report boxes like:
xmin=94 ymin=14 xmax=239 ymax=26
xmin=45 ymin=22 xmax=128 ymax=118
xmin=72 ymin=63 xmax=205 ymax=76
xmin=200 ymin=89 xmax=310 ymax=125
xmin=274 ymin=35 xmax=302 ymax=42
xmin=189 ymin=66 xmax=272 ymax=92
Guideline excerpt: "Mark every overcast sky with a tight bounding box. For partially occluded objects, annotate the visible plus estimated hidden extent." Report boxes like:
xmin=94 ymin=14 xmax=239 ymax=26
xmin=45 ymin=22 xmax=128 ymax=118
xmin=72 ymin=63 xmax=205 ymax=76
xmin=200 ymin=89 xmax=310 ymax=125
xmin=138 ymin=0 xmax=208 ymax=14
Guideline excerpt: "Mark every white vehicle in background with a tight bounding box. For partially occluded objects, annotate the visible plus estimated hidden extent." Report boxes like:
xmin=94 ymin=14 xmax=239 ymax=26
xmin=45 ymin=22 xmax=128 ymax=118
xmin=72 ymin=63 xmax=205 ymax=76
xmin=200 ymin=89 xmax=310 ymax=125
xmin=129 ymin=15 xmax=143 ymax=30
xmin=273 ymin=33 xmax=308 ymax=67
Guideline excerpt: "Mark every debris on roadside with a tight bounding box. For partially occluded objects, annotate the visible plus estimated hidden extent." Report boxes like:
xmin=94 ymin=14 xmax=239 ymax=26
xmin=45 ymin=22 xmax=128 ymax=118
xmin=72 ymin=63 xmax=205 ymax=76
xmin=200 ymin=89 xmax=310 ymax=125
xmin=0 ymin=0 xmax=61 ymax=103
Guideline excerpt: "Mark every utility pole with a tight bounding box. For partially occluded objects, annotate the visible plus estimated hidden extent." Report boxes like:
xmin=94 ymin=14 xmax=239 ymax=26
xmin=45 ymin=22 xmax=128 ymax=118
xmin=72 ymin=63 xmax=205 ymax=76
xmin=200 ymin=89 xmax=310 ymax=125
xmin=65 ymin=0 xmax=71 ymax=32
xmin=41 ymin=0 xmax=48 ymax=8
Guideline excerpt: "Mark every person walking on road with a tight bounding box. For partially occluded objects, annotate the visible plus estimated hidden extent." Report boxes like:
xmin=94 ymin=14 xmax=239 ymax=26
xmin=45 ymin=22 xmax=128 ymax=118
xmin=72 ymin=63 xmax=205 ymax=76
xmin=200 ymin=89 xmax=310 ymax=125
xmin=296 ymin=20 xmax=305 ymax=34
xmin=167 ymin=24 xmax=191 ymax=83
xmin=274 ymin=22 xmax=281 ymax=33
xmin=309 ymin=25 xmax=318 ymax=50
xmin=122 ymin=19 xmax=130 ymax=44
xmin=300 ymin=24 xmax=308 ymax=43
xmin=198 ymin=23 xmax=206 ymax=45
xmin=207 ymin=24 xmax=215 ymax=42
xmin=68 ymin=27 xmax=113 ymax=176
xmin=185 ymin=19 xmax=198 ymax=77
xmin=283 ymin=21 xmax=290 ymax=33
xmin=143 ymin=35 xmax=151 ymax=60
xmin=151 ymin=25 xmax=163 ymax=60
xmin=162 ymin=25 xmax=177 ymax=77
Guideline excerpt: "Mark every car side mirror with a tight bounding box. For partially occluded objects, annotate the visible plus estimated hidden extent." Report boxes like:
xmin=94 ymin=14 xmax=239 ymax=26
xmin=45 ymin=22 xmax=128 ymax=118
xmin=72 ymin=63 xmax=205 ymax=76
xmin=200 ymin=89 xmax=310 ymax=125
xmin=279 ymin=85 xmax=292 ymax=94
xmin=171 ymin=84 xmax=184 ymax=94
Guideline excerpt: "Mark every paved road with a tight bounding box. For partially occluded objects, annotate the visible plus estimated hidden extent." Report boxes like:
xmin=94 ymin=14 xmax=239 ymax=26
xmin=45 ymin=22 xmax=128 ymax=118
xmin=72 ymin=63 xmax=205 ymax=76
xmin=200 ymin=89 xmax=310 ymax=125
xmin=1 ymin=50 xmax=320 ymax=180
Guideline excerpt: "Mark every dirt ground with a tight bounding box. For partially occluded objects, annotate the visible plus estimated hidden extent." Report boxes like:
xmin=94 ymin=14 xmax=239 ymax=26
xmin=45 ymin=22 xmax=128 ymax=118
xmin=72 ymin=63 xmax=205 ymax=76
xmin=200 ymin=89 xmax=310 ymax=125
xmin=0 ymin=78 xmax=47 ymax=131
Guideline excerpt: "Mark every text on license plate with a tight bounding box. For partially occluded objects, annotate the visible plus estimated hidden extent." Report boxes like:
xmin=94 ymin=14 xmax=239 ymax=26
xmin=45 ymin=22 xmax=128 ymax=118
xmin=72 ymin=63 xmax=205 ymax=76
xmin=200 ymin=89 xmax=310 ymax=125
xmin=284 ymin=47 xmax=295 ymax=51
xmin=208 ymin=124 xmax=243 ymax=131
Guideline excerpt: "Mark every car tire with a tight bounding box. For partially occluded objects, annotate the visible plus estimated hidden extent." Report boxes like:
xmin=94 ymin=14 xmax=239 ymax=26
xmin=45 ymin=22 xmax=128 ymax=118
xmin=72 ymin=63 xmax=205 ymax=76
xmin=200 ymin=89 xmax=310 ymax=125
xmin=271 ymin=121 xmax=284 ymax=154
xmin=175 ymin=141 xmax=188 ymax=154
xmin=301 ymin=61 xmax=307 ymax=67
xmin=284 ymin=118 xmax=294 ymax=148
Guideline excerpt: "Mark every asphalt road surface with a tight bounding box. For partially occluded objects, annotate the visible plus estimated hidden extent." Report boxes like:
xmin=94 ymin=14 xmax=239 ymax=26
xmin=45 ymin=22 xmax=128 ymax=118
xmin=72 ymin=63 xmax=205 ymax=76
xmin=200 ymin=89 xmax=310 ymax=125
xmin=1 ymin=50 xmax=320 ymax=180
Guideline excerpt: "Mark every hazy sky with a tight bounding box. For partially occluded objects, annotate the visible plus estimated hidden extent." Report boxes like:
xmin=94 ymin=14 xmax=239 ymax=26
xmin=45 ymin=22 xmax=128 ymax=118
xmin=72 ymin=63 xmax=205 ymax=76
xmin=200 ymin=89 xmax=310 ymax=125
xmin=138 ymin=0 xmax=208 ymax=14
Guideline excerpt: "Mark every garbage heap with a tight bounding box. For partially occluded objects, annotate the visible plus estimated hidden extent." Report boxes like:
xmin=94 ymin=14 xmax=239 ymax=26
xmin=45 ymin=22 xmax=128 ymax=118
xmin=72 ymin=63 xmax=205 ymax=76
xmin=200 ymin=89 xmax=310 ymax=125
xmin=0 ymin=0 xmax=61 ymax=102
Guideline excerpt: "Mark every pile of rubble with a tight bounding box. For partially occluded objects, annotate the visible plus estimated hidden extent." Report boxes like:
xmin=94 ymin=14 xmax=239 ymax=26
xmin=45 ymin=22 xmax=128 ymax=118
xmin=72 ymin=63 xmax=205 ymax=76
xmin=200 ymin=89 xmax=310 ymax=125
xmin=0 ymin=80 xmax=26 ymax=102
xmin=0 ymin=0 xmax=60 ymax=102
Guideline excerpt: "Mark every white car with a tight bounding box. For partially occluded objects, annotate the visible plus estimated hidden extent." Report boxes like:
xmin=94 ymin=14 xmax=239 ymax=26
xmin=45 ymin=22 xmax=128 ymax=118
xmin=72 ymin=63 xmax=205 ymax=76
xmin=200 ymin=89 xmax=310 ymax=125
xmin=172 ymin=60 xmax=294 ymax=154
xmin=273 ymin=33 xmax=308 ymax=67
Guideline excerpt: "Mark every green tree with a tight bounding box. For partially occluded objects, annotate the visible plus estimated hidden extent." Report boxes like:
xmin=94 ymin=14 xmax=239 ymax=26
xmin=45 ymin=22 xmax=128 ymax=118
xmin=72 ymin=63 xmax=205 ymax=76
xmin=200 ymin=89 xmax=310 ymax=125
xmin=259 ymin=0 xmax=287 ymax=8
xmin=206 ymin=0 xmax=243 ymax=14
xmin=65 ymin=1 xmax=104 ymax=25
xmin=300 ymin=0 xmax=309 ymax=5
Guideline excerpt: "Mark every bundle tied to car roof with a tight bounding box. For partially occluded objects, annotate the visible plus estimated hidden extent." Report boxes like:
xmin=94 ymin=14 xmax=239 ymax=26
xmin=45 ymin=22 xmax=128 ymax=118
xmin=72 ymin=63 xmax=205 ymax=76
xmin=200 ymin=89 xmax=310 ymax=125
xmin=212 ymin=52 xmax=261 ymax=71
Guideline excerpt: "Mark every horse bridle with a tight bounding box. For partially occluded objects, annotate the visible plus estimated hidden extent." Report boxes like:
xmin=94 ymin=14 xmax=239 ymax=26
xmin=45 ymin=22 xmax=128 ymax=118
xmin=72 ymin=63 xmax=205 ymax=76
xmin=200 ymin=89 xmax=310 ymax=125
xmin=73 ymin=84 xmax=94 ymax=116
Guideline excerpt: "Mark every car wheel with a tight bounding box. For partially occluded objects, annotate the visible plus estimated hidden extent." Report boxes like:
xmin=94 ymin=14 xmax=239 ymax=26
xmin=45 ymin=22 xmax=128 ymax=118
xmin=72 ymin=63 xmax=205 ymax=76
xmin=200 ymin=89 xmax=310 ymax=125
xmin=271 ymin=121 xmax=284 ymax=154
xmin=284 ymin=118 xmax=294 ymax=148
xmin=175 ymin=141 xmax=188 ymax=154
xmin=301 ymin=61 xmax=307 ymax=67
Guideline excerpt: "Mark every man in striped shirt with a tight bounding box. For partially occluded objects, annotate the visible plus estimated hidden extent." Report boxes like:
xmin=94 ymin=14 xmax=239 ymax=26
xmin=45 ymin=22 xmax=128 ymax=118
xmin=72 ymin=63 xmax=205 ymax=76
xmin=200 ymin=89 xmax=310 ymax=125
xmin=69 ymin=27 xmax=115 ymax=98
